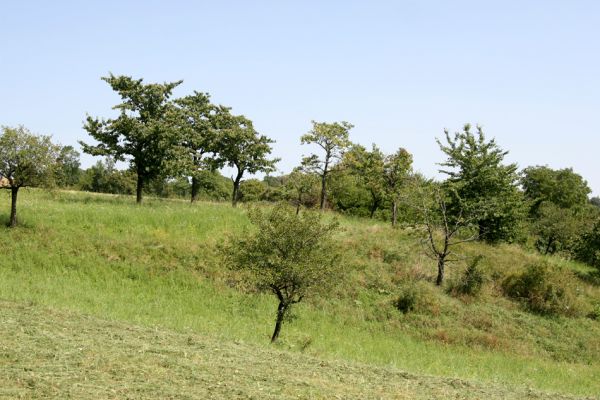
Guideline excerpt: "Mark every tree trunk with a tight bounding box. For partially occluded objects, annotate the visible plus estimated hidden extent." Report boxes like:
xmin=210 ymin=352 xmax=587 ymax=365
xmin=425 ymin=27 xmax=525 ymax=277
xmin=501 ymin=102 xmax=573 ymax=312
xmin=436 ymin=257 xmax=445 ymax=286
xmin=296 ymin=195 xmax=301 ymax=215
xmin=271 ymin=301 xmax=288 ymax=343
xmin=191 ymin=176 xmax=200 ymax=203
xmin=136 ymin=174 xmax=144 ymax=204
xmin=9 ymin=186 xmax=19 ymax=228
xmin=391 ymin=200 xmax=398 ymax=227
xmin=231 ymin=171 xmax=243 ymax=207
xmin=319 ymin=173 xmax=327 ymax=211
xmin=369 ymin=194 xmax=379 ymax=219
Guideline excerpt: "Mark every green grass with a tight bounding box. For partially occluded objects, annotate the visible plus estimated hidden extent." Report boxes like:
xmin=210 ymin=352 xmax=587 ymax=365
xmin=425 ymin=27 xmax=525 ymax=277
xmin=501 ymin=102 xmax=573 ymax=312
xmin=1 ymin=189 xmax=600 ymax=398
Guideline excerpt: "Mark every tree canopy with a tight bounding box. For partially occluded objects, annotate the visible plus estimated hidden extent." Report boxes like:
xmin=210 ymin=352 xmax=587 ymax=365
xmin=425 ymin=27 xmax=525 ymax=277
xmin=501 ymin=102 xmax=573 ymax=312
xmin=80 ymin=74 xmax=183 ymax=203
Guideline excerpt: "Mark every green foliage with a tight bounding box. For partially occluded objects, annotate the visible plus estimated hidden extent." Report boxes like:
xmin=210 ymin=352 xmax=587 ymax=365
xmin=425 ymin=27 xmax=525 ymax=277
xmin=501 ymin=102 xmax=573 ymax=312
xmin=239 ymin=179 xmax=267 ymax=202
xmin=521 ymin=166 xmax=591 ymax=215
xmin=0 ymin=126 xmax=59 ymax=189
xmin=448 ymin=256 xmax=486 ymax=297
xmin=0 ymin=126 xmax=60 ymax=226
xmin=80 ymin=74 xmax=183 ymax=202
xmin=223 ymin=204 xmax=340 ymax=341
xmin=575 ymin=218 xmax=600 ymax=270
xmin=55 ymin=145 xmax=81 ymax=187
xmin=301 ymin=120 xmax=353 ymax=209
xmin=79 ymin=158 xmax=137 ymax=195
xmin=502 ymin=262 xmax=581 ymax=317
xmin=438 ymin=124 xmax=526 ymax=243
xmin=532 ymin=202 xmax=584 ymax=255
xmin=393 ymin=281 xmax=439 ymax=314
xmin=342 ymin=144 xmax=387 ymax=217
xmin=283 ymin=169 xmax=320 ymax=212
xmin=217 ymin=114 xmax=278 ymax=206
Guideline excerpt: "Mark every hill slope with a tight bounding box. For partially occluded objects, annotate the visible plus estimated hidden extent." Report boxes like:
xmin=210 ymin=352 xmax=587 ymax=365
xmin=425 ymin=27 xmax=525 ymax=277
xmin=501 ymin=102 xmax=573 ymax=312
xmin=0 ymin=301 xmax=588 ymax=400
xmin=1 ymin=189 xmax=599 ymax=398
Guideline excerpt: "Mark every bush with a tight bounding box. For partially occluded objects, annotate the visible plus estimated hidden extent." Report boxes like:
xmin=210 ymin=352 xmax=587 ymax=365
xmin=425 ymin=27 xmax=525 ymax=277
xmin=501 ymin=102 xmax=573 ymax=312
xmin=448 ymin=255 xmax=485 ymax=297
xmin=393 ymin=281 xmax=439 ymax=315
xmin=502 ymin=262 xmax=581 ymax=317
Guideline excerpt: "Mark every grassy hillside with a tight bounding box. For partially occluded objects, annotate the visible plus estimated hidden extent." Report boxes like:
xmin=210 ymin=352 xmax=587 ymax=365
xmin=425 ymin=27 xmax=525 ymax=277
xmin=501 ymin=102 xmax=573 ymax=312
xmin=0 ymin=300 xmax=586 ymax=400
xmin=1 ymin=189 xmax=599 ymax=398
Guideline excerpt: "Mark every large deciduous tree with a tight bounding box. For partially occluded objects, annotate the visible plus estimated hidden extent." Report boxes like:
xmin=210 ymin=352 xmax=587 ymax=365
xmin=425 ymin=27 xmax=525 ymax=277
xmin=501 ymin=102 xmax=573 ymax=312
xmin=218 ymin=114 xmax=278 ymax=206
xmin=0 ymin=126 xmax=59 ymax=227
xmin=172 ymin=91 xmax=225 ymax=202
xmin=437 ymin=124 xmax=526 ymax=243
xmin=223 ymin=204 xmax=340 ymax=342
xmin=301 ymin=121 xmax=353 ymax=210
xmin=80 ymin=74 xmax=182 ymax=203
xmin=343 ymin=144 xmax=386 ymax=219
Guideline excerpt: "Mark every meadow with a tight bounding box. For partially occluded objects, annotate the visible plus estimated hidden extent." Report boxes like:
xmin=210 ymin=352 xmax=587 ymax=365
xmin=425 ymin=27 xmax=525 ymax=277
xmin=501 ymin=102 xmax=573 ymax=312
xmin=1 ymin=189 xmax=599 ymax=398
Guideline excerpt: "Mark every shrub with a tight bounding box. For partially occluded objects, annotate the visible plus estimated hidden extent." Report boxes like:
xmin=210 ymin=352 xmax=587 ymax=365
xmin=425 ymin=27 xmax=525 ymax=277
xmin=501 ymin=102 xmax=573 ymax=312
xmin=448 ymin=255 xmax=485 ymax=297
xmin=393 ymin=281 xmax=439 ymax=315
xmin=502 ymin=262 xmax=581 ymax=317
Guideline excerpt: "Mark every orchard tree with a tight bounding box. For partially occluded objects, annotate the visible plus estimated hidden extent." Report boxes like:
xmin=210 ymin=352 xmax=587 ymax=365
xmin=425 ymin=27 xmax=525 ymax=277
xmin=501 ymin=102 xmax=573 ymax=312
xmin=172 ymin=91 xmax=225 ymax=202
xmin=223 ymin=204 xmax=340 ymax=342
xmin=55 ymin=145 xmax=81 ymax=187
xmin=301 ymin=121 xmax=353 ymax=210
xmin=0 ymin=126 xmax=59 ymax=227
xmin=383 ymin=148 xmax=413 ymax=226
xmin=218 ymin=114 xmax=278 ymax=206
xmin=438 ymin=124 xmax=526 ymax=243
xmin=521 ymin=166 xmax=591 ymax=215
xmin=80 ymin=74 xmax=182 ymax=203
xmin=284 ymin=168 xmax=319 ymax=214
xmin=343 ymin=144 xmax=386 ymax=218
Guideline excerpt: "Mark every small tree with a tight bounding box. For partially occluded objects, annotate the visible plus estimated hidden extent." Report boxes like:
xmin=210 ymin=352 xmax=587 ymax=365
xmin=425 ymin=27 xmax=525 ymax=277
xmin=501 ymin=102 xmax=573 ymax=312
xmin=218 ymin=114 xmax=278 ymax=206
xmin=284 ymin=168 xmax=319 ymax=214
xmin=413 ymin=183 xmax=479 ymax=286
xmin=301 ymin=121 xmax=353 ymax=210
xmin=55 ymin=145 xmax=81 ymax=187
xmin=383 ymin=148 xmax=413 ymax=226
xmin=343 ymin=144 xmax=386 ymax=218
xmin=80 ymin=74 xmax=182 ymax=203
xmin=223 ymin=204 xmax=340 ymax=342
xmin=0 ymin=126 xmax=59 ymax=227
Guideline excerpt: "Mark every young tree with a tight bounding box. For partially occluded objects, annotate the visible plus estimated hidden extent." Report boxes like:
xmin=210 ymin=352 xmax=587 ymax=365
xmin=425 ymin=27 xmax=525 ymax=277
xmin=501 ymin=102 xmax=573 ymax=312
xmin=284 ymin=168 xmax=319 ymax=214
xmin=172 ymin=92 xmax=225 ymax=202
xmin=438 ymin=124 xmax=526 ymax=243
xmin=532 ymin=202 xmax=583 ymax=255
xmin=416 ymin=184 xmax=480 ymax=286
xmin=0 ymin=126 xmax=59 ymax=227
xmin=343 ymin=144 xmax=386 ymax=218
xmin=383 ymin=148 xmax=413 ymax=226
xmin=218 ymin=114 xmax=278 ymax=206
xmin=80 ymin=74 xmax=182 ymax=203
xmin=223 ymin=204 xmax=340 ymax=342
xmin=301 ymin=121 xmax=353 ymax=210
xmin=55 ymin=145 xmax=81 ymax=187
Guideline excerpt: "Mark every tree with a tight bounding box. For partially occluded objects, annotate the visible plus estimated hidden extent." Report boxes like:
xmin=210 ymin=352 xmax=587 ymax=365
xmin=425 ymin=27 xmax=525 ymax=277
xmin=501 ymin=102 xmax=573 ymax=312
xmin=383 ymin=148 xmax=413 ymax=226
xmin=521 ymin=166 xmax=591 ymax=215
xmin=0 ymin=126 xmax=59 ymax=227
xmin=532 ymin=202 xmax=583 ymax=255
xmin=223 ymin=204 xmax=340 ymax=342
xmin=591 ymin=197 xmax=600 ymax=209
xmin=343 ymin=144 xmax=386 ymax=218
xmin=301 ymin=121 xmax=353 ymax=210
xmin=55 ymin=145 xmax=81 ymax=187
xmin=416 ymin=184 xmax=480 ymax=286
xmin=79 ymin=158 xmax=137 ymax=195
xmin=284 ymin=168 xmax=319 ymax=214
xmin=575 ymin=218 xmax=600 ymax=270
xmin=80 ymin=74 xmax=182 ymax=203
xmin=172 ymin=92 xmax=225 ymax=202
xmin=438 ymin=124 xmax=526 ymax=243
xmin=218 ymin=114 xmax=278 ymax=206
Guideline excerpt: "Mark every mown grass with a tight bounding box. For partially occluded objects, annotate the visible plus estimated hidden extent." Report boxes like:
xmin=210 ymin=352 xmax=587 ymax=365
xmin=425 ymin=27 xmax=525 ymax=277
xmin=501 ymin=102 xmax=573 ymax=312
xmin=1 ymin=189 xmax=599 ymax=398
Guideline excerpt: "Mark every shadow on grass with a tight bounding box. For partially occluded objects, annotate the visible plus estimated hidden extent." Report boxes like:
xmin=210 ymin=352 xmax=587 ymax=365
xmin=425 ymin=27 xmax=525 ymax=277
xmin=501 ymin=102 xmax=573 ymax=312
xmin=575 ymin=269 xmax=600 ymax=286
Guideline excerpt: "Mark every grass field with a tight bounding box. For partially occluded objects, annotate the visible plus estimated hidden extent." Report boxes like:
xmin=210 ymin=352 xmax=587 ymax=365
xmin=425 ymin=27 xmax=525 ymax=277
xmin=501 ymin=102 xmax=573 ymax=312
xmin=1 ymin=189 xmax=599 ymax=398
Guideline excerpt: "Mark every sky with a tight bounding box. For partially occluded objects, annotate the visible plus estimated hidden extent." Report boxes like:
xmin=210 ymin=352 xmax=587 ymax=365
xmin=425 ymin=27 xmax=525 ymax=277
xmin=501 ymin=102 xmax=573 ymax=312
xmin=1 ymin=0 xmax=599 ymax=195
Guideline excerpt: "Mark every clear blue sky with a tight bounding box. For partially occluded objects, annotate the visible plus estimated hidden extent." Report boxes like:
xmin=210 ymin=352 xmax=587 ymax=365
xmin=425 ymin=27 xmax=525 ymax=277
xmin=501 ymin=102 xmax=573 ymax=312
xmin=1 ymin=1 xmax=598 ymax=195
